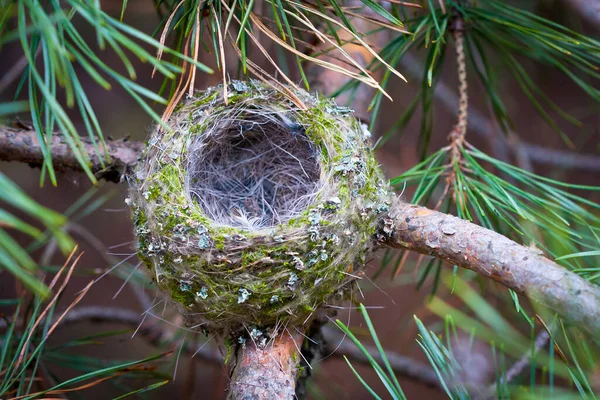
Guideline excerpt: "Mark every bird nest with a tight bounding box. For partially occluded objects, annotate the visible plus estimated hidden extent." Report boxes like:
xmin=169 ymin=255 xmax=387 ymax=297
xmin=128 ymin=80 xmax=392 ymax=335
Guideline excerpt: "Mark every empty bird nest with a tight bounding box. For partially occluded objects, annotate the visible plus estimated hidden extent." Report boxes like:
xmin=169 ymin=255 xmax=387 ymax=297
xmin=128 ymin=80 xmax=392 ymax=336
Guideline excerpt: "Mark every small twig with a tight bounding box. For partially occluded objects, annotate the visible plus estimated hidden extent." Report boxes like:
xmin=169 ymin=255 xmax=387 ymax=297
xmin=516 ymin=142 xmax=600 ymax=172
xmin=0 ymin=54 xmax=32 ymax=96
xmin=485 ymin=330 xmax=551 ymax=398
xmin=440 ymin=20 xmax=469 ymax=208
xmin=504 ymin=330 xmax=551 ymax=385
xmin=564 ymin=0 xmax=600 ymax=27
xmin=449 ymin=25 xmax=468 ymax=162
xmin=322 ymin=326 xmax=441 ymax=389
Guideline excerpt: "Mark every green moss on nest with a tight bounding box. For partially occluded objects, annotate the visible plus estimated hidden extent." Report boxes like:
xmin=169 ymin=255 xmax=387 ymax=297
xmin=128 ymin=80 xmax=392 ymax=335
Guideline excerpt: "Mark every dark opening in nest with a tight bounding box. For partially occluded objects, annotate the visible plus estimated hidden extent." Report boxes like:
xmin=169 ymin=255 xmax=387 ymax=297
xmin=186 ymin=108 xmax=321 ymax=230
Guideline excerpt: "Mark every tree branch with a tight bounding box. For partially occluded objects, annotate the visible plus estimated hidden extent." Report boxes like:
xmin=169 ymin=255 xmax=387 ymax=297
xmin=227 ymin=333 xmax=303 ymax=400
xmin=376 ymin=201 xmax=600 ymax=338
xmin=2 ymin=121 xmax=599 ymax=393
xmin=2 ymin=127 xmax=598 ymax=392
xmin=0 ymin=125 xmax=142 ymax=183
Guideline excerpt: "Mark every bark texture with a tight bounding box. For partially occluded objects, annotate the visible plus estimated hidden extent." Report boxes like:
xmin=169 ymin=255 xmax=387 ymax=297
xmin=227 ymin=333 xmax=304 ymax=400
xmin=0 ymin=125 xmax=142 ymax=183
xmin=376 ymin=201 xmax=600 ymax=337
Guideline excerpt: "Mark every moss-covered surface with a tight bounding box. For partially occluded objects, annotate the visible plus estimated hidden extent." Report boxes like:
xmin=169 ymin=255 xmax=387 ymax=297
xmin=128 ymin=80 xmax=392 ymax=335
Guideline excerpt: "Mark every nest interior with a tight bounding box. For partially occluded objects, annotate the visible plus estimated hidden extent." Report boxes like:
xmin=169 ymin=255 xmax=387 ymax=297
xmin=186 ymin=107 xmax=321 ymax=230
xmin=129 ymin=80 xmax=392 ymax=337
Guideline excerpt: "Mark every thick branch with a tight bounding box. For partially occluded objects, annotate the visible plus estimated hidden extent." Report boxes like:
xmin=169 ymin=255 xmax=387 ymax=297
xmin=376 ymin=201 xmax=600 ymax=337
xmin=0 ymin=125 xmax=142 ymax=183
xmin=227 ymin=333 xmax=304 ymax=400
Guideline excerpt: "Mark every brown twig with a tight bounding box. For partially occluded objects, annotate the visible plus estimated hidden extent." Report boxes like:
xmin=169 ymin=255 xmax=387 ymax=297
xmin=0 ymin=125 xmax=143 ymax=183
xmin=376 ymin=201 xmax=600 ymax=338
xmin=439 ymin=20 xmax=469 ymax=210
xmin=449 ymin=25 xmax=468 ymax=162
xmin=0 ymin=52 xmax=36 ymax=96
xmin=329 ymin=326 xmax=441 ymax=389
xmin=516 ymin=143 xmax=600 ymax=171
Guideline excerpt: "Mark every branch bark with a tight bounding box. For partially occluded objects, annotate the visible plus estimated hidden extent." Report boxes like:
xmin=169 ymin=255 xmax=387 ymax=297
xmin=376 ymin=201 xmax=600 ymax=337
xmin=2 ymin=130 xmax=600 ymax=392
xmin=227 ymin=333 xmax=304 ymax=400
xmin=0 ymin=125 xmax=142 ymax=183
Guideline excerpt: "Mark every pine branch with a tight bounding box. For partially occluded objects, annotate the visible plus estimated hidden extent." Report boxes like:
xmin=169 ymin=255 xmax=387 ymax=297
xmin=376 ymin=201 xmax=600 ymax=338
xmin=2 ymin=4 xmax=599 ymax=396
xmin=0 ymin=124 xmax=142 ymax=183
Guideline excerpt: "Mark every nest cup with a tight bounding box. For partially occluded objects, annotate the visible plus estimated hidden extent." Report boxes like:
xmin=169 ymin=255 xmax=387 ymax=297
xmin=129 ymin=80 xmax=392 ymax=335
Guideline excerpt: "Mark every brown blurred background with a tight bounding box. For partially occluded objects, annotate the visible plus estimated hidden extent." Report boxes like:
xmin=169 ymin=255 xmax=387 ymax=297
xmin=0 ymin=0 xmax=598 ymax=398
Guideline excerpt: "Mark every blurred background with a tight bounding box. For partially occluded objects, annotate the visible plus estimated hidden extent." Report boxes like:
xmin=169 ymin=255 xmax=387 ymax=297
xmin=0 ymin=0 xmax=599 ymax=398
